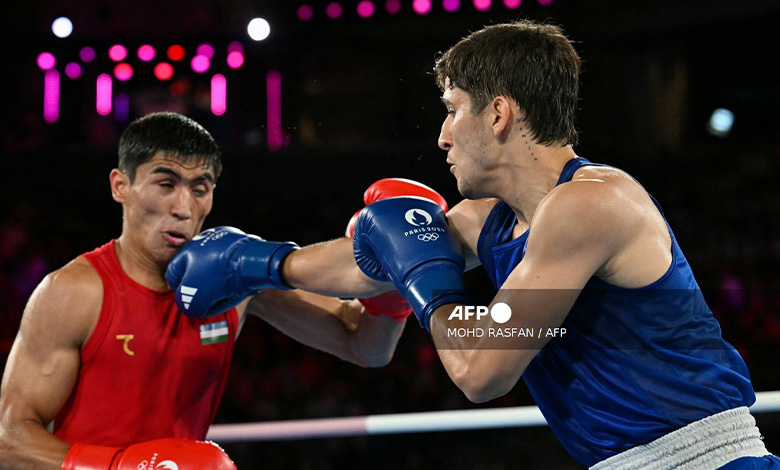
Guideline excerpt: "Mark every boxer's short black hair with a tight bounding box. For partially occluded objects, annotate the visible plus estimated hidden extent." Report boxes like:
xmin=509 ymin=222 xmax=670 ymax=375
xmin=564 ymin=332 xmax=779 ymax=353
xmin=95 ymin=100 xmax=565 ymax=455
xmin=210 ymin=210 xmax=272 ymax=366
xmin=118 ymin=112 xmax=222 ymax=182
xmin=434 ymin=20 xmax=580 ymax=146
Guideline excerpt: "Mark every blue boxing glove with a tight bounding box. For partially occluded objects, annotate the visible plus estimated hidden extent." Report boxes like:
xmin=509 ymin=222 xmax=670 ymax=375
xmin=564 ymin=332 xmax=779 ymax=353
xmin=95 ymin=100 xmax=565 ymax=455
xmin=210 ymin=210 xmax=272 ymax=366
xmin=166 ymin=226 xmax=298 ymax=318
xmin=352 ymin=197 xmax=470 ymax=331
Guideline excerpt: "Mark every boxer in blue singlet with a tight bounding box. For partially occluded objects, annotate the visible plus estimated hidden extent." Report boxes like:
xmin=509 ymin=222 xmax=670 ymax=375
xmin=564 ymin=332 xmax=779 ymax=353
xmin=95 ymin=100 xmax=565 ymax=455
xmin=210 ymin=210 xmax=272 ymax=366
xmin=165 ymin=20 xmax=778 ymax=470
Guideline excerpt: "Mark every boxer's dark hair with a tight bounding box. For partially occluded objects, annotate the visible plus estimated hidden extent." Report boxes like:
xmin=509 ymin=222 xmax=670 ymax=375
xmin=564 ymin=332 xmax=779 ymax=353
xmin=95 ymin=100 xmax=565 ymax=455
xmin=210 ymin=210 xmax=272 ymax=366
xmin=434 ymin=20 xmax=580 ymax=146
xmin=118 ymin=112 xmax=222 ymax=182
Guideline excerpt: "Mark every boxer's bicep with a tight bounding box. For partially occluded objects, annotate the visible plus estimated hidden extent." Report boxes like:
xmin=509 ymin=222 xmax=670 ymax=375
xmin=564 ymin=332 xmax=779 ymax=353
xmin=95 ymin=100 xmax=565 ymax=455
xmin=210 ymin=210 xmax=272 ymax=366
xmin=2 ymin=265 xmax=99 ymax=426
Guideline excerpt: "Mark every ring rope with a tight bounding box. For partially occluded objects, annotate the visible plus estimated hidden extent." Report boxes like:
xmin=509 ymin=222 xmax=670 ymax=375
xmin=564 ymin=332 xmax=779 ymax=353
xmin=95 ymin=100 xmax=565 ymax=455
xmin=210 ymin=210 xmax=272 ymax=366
xmin=206 ymin=390 xmax=780 ymax=443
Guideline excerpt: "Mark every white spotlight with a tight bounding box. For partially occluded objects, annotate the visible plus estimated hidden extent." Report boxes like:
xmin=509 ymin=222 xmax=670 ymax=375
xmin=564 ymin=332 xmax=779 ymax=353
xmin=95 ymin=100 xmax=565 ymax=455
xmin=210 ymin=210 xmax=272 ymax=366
xmin=247 ymin=18 xmax=271 ymax=41
xmin=52 ymin=17 xmax=73 ymax=38
xmin=707 ymin=108 xmax=734 ymax=137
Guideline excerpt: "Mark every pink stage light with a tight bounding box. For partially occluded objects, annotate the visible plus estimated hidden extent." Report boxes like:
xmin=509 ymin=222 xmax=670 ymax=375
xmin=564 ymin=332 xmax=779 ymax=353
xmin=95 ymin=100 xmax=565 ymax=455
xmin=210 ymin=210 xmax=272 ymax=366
xmin=227 ymin=41 xmax=244 ymax=53
xmin=297 ymin=4 xmax=314 ymax=21
xmin=325 ymin=2 xmax=343 ymax=19
xmin=443 ymin=0 xmax=460 ymax=12
xmin=108 ymin=45 xmax=127 ymax=62
xmin=114 ymin=63 xmax=133 ymax=81
xmin=43 ymin=70 xmax=60 ymax=123
xmin=473 ymin=0 xmax=491 ymax=11
xmin=412 ymin=0 xmax=432 ymax=15
xmin=191 ymin=55 xmax=210 ymax=73
xmin=357 ymin=1 xmax=376 ymax=17
xmin=385 ymin=0 xmax=402 ymax=14
xmin=211 ymin=74 xmax=227 ymax=116
xmin=226 ymin=51 xmax=245 ymax=69
xmin=79 ymin=47 xmax=96 ymax=63
xmin=197 ymin=43 xmax=214 ymax=59
xmin=538 ymin=0 xmax=552 ymax=4
xmin=96 ymin=74 xmax=112 ymax=116
xmin=138 ymin=45 xmax=156 ymax=62
xmin=504 ymin=0 xmax=521 ymax=7
xmin=37 ymin=52 xmax=56 ymax=71
xmin=267 ymin=70 xmax=282 ymax=151
xmin=65 ymin=62 xmax=82 ymax=79
xmin=154 ymin=62 xmax=174 ymax=81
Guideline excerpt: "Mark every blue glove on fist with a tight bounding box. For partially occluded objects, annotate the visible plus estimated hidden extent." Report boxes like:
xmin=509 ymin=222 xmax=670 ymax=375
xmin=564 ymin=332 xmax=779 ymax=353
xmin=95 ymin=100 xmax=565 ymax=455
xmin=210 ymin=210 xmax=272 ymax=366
xmin=166 ymin=226 xmax=298 ymax=318
xmin=352 ymin=197 xmax=470 ymax=331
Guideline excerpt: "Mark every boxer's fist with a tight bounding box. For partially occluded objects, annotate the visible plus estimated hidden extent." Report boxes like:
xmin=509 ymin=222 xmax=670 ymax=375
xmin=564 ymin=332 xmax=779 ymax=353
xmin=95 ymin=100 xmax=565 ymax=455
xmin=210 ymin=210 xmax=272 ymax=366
xmin=353 ymin=197 xmax=469 ymax=331
xmin=166 ymin=226 xmax=298 ymax=318
xmin=62 ymin=438 xmax=236 ymax=470
xmin=347 ymin=179 xmax=450 ymax=322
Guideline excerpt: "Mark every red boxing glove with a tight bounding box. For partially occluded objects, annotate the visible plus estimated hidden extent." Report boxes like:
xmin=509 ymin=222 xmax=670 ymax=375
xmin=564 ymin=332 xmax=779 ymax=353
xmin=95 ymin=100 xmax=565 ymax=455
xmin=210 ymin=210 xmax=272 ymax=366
xmin=347 ymin=178 xmax=449 ymax=321
xmin=363 ymin=178 xmax=449 ymax=211
xmin=62 ymin=438 xmax=236 ymax=470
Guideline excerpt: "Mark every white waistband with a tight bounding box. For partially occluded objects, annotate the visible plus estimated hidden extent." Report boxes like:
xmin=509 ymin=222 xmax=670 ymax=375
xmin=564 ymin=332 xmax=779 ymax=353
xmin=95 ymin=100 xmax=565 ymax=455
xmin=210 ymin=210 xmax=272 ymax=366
xmin=590 ymin=407 xmax=770 ymax=470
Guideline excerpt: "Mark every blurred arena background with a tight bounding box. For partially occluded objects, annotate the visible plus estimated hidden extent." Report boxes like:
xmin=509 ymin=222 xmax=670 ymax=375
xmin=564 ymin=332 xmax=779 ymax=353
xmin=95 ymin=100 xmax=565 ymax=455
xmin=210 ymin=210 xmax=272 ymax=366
xmin=1 ymin=0 xmax=779 ymax=468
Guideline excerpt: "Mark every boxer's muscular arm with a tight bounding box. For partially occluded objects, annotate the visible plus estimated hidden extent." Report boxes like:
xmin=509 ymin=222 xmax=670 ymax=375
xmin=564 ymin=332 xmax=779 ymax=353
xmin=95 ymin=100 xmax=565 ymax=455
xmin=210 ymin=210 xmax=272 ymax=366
xmin=282 ymin=238 xmax=393 ymax=298
xmin=243 ymin=290 xmax=403 ymax=367
xmin=430 ymin=182 xmax=628 ymax=403
xmin=0 ymin=259 xmax=100 ymax=469
xmin=281 ymin=198 xmax=496 ymax=297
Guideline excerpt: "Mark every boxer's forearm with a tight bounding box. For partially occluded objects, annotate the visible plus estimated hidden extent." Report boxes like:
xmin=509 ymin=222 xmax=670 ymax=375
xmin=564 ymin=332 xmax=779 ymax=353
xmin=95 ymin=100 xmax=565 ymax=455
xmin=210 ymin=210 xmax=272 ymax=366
xmin=0 ymin=417 xmax=70 ymax=470
xmin=282 ymin=237 xmax=392 ymax=298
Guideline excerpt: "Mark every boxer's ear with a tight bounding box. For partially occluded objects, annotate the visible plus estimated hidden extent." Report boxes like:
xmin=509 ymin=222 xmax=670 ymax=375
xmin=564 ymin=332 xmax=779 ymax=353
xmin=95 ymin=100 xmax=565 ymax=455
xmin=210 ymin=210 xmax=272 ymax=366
xmin=110 ymin=169 xmax=129 ymax=203
xmin=489 ymin=95 xmax=516 ymax=142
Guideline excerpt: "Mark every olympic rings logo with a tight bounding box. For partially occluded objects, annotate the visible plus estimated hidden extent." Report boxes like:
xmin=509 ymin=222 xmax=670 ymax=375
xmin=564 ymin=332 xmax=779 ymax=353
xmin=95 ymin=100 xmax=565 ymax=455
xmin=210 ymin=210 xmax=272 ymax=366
xmin=418 ymin=233 xmax=439 ymax=242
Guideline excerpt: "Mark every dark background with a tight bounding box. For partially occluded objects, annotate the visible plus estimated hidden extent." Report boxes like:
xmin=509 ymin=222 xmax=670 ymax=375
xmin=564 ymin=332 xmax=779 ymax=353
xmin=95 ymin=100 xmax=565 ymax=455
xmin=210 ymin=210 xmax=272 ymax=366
xmin=1 ymin=0 xmax=779 ymax=468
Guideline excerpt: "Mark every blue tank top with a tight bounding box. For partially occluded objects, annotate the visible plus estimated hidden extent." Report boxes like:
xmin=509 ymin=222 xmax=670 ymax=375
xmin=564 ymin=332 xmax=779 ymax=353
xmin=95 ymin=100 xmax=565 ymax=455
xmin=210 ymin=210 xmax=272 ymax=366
xmin=477 ymin=157 xmax=755 ymax=466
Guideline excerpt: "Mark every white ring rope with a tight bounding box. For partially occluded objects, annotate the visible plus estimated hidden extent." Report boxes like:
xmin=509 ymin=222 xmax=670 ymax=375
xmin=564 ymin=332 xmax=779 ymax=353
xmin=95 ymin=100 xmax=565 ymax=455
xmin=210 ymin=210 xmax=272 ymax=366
xmin=207 ymin=390 xmax=780 ymax=443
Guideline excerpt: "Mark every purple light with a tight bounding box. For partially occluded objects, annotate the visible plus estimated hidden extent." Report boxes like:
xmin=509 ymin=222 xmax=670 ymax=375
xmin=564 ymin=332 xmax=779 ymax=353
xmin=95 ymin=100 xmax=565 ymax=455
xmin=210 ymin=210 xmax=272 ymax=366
xmin=473 ymin=0 xmax=491 ymax=11
xmin=357 ymin=1 xmax=375 ymax=17
xmin=79 ymin=46 xmax=96 ymax=63
xmin=297 ymin=4 xmax=314 ymax=21
xmin=191 ymin=55 xmax=210 ymax=73
xmin=44 ymin=70 xmax=60 ymax=123
xmin=325 ymin=2 xmax=343 ymax=19
xmin=138 ymin=45 xmax=156 ymax=62
xmin=114 ymin=63 xmax=134 ymax=81
xmin=108 ymin=45 xmax=127 ymax=62
xmin=65 ymin=62 xmax=82 ymax=79
xmin=37 ymin=52 xmax=56 ymax=71
xmin=211 ymin=74 xmax=227 ymax=116
xmin=267 ymin=70 xmax=282 ymax=151
xmin=503 ymin=0 xmax=521 ymax=7
xmin=412 ymin=0 xmax=432 ymax=14
xmin=537 ymin=0 xmax=552 ymax=4
xmin=227 ymin=41 xmax=244 ymax=53
xmin=197 ymin=43 xmax=215 ymax=59
xmin=227 ymin=51 xmax=245 ymax=69
xmin=96 ymin=74 xmax=112 ymax=116
xmin=443 ymin=0 xmax=460 ymax=12
xmin=385 ymin=0 xmax=402 ymax=14
xmin=114 ymin=92 xmax=130 ymax=123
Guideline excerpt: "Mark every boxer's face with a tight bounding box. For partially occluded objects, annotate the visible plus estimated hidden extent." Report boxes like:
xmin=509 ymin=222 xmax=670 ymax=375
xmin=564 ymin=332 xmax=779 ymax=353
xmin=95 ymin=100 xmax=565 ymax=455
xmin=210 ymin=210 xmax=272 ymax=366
xmin=438 ymin=82 xmax=494 ymax=199
xmin=112 ymin=152 xmax=215 ymax=266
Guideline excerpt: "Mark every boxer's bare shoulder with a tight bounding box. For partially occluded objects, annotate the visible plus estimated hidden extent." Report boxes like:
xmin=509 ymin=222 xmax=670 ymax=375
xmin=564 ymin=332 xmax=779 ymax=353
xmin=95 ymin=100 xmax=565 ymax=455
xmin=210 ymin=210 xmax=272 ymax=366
xmin=22 ymin=256 xmax=103 ymax=347
xmin=446 ymin=198 xmax=499 ymax=270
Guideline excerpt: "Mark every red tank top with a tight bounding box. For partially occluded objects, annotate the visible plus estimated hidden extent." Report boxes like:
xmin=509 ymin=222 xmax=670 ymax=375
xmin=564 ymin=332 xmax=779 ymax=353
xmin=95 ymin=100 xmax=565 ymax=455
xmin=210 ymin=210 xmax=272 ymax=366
xmin=53 ymin=241 xmax=238 ymax=447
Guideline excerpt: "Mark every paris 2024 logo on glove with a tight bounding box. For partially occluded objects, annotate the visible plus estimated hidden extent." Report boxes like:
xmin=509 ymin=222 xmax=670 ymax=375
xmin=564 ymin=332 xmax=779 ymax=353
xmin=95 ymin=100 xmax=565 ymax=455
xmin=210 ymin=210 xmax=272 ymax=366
xmin=402 ymin=208 xmax=444 ymax=242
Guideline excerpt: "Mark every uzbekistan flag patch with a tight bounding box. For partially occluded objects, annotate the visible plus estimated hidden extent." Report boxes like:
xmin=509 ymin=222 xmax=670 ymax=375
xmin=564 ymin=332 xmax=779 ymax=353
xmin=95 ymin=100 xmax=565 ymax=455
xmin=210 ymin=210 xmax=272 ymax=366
xmin=200 ymin=321 xmax=229 ymax=345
